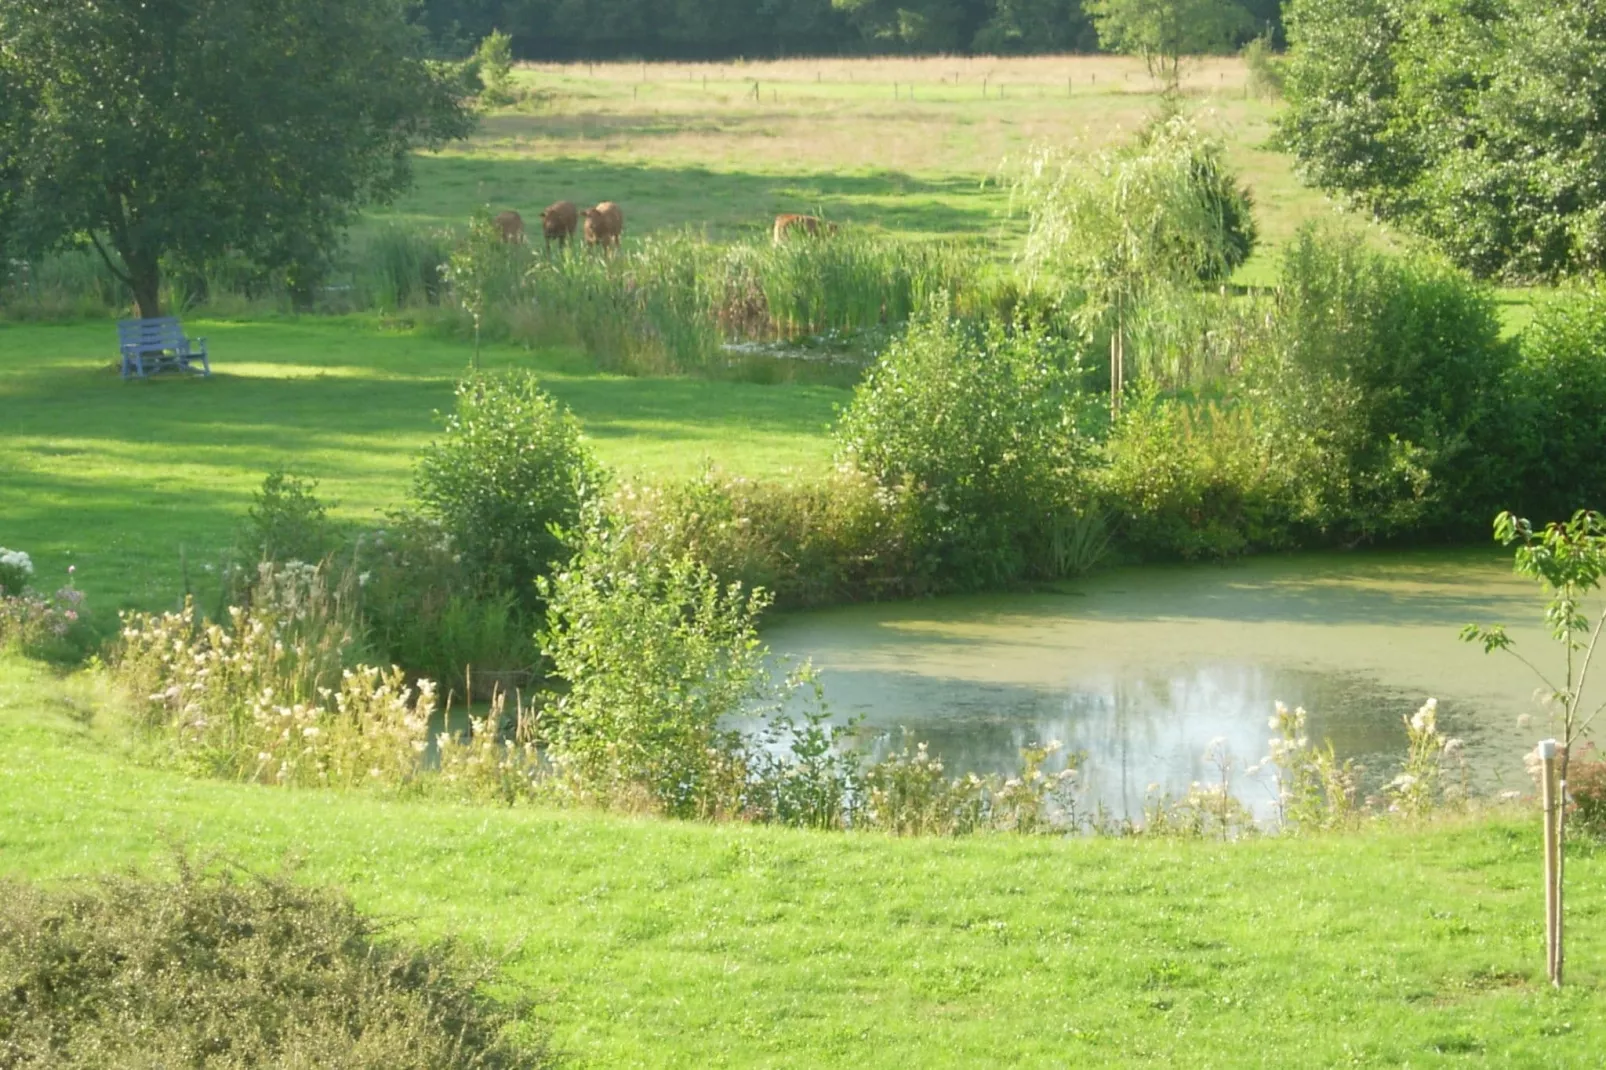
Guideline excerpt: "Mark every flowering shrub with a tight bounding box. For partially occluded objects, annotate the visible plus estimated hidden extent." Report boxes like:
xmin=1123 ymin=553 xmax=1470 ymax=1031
xmin=1262 ymin=702 xmax=1362 ymax=832
xmin=0 ymin=549 xmax=90 ymax=663
xmin=0 ymin=547 xmax=33 ymax=596
xmin=859 ymin=739 xmax=1081 ymax=836
xmin=1386 ymin=698 xmax=1466 ymax=817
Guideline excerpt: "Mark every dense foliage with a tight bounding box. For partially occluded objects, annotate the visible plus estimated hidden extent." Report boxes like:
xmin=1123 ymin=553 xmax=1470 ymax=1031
xmin=837 ymin=299 xmax=1096 ymax=588
xmin=415 ymin=0 xmax=1282 ymax=59
xmin=414 ymin=372 xmax=603 ymax=608
xmin=0 ymin=0 xmax=476 ymax=315
xmin=1281 ymin=0 xmax=1606 ymax=279
xmin=0 ymin=865 xmax=545 ymax=1067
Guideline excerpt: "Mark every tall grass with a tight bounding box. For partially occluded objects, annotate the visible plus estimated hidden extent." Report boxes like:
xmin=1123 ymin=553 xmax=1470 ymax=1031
xmin=3 ymin=225 xmax=988 ymax=377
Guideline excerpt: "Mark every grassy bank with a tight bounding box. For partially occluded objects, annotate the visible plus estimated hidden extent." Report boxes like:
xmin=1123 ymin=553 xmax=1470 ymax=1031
xmin=0 ymin=318 xmax=843 ymax=611
xmin=1 ymin=655 xmax=1601 ymax=1067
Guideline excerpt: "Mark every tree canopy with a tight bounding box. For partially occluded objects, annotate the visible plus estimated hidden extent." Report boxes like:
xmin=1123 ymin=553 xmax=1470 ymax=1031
xmin=0 ymin=0 xmax=476 ymax=316
xmin=1281 ymin=0 xmax=1606 ymax=280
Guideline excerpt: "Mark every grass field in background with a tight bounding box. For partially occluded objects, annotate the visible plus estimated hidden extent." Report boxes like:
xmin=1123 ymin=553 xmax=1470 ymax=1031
xmin=3 ymin=657 xmax=1602 ymax=1068
xmin=376 ymin=55 xmax=1377 ymax=285
xmin=0 ymin=318 xmax=844 ymax=612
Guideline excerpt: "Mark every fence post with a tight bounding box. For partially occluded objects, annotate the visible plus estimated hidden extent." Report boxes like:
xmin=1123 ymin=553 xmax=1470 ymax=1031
xmin=1540 ymin=738 xmax=1561 ymax=986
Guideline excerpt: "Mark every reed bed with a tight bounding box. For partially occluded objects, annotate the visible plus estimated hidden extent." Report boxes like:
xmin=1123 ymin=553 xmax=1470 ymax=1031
xmin=3 ymin=224 xmax=992 ymax=376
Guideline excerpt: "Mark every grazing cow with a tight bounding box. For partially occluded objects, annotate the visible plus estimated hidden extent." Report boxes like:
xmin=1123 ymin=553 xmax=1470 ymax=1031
xmin=540 ymin=200 xmax=579 ymax=250
xmin=772 ymin=213 xmax=837 ymax=244
xmin=582 ymin=202 xmax=624 ymax=250
xmin=493 ymin=210 xmax=524 ymax=243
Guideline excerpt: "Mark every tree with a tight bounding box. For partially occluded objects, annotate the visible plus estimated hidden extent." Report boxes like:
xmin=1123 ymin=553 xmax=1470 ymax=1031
xmin=1281 ymin=0 xmax=1606 ymax=280
xmin=1464 ymin=509 xmax=1606 ymax=986
xmin=1088 ymin=0 xmax=1253 ymax=93
xmin=0 ymin=0 xmax=476 ymax=317
xmin=1014 ymin=116 xmax=1256 ymax=412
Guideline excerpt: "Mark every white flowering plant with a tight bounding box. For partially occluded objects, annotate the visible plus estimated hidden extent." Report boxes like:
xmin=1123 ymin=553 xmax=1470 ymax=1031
xmin=0 ymin=547 xmax=34 ymax=597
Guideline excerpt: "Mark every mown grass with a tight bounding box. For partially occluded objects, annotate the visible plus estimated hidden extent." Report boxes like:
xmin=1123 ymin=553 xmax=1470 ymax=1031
xmin=2 ymin=655 xmax=1603 ymax=1067
xmin=0 ymin=318 xmax=844 ymax=612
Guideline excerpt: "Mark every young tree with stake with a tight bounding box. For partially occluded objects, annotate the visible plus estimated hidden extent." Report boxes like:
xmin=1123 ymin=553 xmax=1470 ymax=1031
xmin=1464 ymin=509 xmax=1606 ymax=986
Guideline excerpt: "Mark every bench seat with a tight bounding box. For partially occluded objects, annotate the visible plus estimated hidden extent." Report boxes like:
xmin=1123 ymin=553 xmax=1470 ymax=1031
xmin=118 ymin=317 xmax=210 ymax=380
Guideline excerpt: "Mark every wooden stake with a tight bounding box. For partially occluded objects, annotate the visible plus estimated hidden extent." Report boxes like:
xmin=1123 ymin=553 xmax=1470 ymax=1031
xmin=1541 ymin=738 xmax=1560 ymax=986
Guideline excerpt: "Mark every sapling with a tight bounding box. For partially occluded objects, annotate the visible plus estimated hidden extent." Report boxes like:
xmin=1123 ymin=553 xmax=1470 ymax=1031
xmin=1463 ymin=508 xmax=1606 ymax=986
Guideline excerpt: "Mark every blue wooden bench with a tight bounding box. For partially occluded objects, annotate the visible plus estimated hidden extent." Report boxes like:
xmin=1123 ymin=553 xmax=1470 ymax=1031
xmin=118 ymin=317 xmax=210 ymax=380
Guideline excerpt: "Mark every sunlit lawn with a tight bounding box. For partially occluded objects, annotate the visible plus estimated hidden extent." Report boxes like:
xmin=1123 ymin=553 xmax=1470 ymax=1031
xmin=0 ymin=317 xmax=844 ymax=612
xmin=2 ymin=656 xmax=1603 ymax=1068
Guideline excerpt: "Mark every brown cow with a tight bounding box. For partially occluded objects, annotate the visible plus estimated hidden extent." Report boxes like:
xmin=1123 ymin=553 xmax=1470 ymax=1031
xmin=493 ymin=210 xmax=524 ymax=243
xmin=772 ymin=213 xmax=837 ymax=244
xmin=540 ymin=200 xmax=578 ymax=250
xmin=582 ymin=202 xmax=624 ymax=250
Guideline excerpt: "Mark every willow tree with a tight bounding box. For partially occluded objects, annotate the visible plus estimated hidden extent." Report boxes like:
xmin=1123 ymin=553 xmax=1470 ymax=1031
xmin=0 ymin=0 xmax=476 ymax=317
xmin=1014 ymin=116 xmax=1256 ymax=411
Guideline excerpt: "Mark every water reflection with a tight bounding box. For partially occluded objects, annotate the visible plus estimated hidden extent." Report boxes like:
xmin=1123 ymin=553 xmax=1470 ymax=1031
xmin=764 ymin=550 xmax=1549 ymax=818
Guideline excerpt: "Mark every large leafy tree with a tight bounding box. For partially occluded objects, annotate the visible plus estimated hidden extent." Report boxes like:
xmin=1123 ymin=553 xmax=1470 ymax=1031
xmin=1282 ymin=0 xmax=1606 ymax=280
xmin=0 ymin=0 xmax=476 ymax=316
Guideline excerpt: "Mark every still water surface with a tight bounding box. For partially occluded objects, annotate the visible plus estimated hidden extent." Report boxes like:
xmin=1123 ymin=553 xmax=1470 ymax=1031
xmin=763 ymin=550 xmax=1554 ymax=818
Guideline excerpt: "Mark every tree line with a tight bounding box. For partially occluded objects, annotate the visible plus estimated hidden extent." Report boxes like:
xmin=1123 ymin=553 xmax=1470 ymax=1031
xmin=418 ymin=0 xmax=1284 ymax=61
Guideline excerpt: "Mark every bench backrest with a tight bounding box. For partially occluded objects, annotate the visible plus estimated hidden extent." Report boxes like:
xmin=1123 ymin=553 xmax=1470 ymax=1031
xmin=117 ymin=317 xmax=187 ymax=349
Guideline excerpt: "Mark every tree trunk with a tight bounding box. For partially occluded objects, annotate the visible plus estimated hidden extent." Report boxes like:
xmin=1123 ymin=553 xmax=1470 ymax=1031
xmin=125 ymin=246 xmax=162 ymax=318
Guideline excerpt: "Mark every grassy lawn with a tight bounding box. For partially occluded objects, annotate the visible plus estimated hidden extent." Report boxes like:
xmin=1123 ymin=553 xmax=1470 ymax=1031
xmin=0 ymin=317 xmax=844 ymax=612
xmin=2 ymin=655 xmax=1602 ymax=1067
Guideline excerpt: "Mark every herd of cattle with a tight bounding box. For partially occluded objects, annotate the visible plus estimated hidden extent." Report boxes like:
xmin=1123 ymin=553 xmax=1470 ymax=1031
xmin=491 ymin=203 xmax=836 ymax=249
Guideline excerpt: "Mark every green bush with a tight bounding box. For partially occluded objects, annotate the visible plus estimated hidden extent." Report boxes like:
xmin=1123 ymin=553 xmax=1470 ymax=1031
xmin=611 ymin=466 xmax=925 ymax=610
xmin=1501 ymin=285 xmax=1606 ymax=521
xmin=1098 ymin=389 xmax=1298 ymax=559
xmin=837 ymin=299 xmax=1096 ymax=588
xmin=536 ymin=514 xmax=771 ymax=819
xmin=0 ymin=864 xmax=546 ymax=1067
xmin=238 ymin=468 xmax=337 ymax=567
xmin=1246 ymin=226 xmax=1512 ymax=540
xmin=414 ymin=373 xmax=603 ymax=607
xmin=357 ymin=515 xmax=538 ymax=698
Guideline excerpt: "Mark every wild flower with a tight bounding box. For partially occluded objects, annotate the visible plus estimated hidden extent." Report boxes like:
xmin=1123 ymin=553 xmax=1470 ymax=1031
xmin=1386 ymin=697 xmax=1461 ymax=817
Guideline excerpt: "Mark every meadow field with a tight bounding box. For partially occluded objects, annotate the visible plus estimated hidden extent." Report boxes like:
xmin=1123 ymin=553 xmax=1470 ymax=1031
xmin=375 ymin=54 xmax=1364 ymax=283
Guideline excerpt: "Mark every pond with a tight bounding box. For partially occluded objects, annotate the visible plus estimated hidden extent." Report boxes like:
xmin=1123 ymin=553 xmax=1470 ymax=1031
xmin=763 ymin=550 xmax=1557 ymax=820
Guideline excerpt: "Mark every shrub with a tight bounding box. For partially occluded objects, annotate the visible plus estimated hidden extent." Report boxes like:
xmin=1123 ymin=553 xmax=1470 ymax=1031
xmin=536 ymin=514 xmax=772 ymax=819
xmin=1246 ymin=226 xmax=1513 ymax=540
xmin=0 ymin=546 xmax=32 ymax=596
xmin=837 ymin=299 xmax=1096 ymax=588
xmin=1242 ymin=31 xmax=1285 ymax=99
xmin=474 ymin=30 xmax=515 ymax=106
xmin=1502 ymin=284 xmax=1606 ymax=522
xmin=238 ymin=469 xmax=337 ymax=567
xmin=0 ymin=584 xmax=90 ymax=664
xmin=414 ymin=373 xmax=602 ymax=608
xmin=0 ymin=864 xmax=546 ymax=1067
xmin=611 ymin=466 xmax=925 ymax=610
xmin=356 ymin=515 xmax=539 ymax=699
xmin=1570 ymin=751 xmax=1606 ymax=841
xmin=1098 ymin=388 xmax=1298 ymax=559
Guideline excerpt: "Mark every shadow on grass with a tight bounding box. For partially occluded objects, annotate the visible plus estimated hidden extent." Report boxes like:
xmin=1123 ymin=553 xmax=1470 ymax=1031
xmin=386 ymin=155 xmax=998 ymax=239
